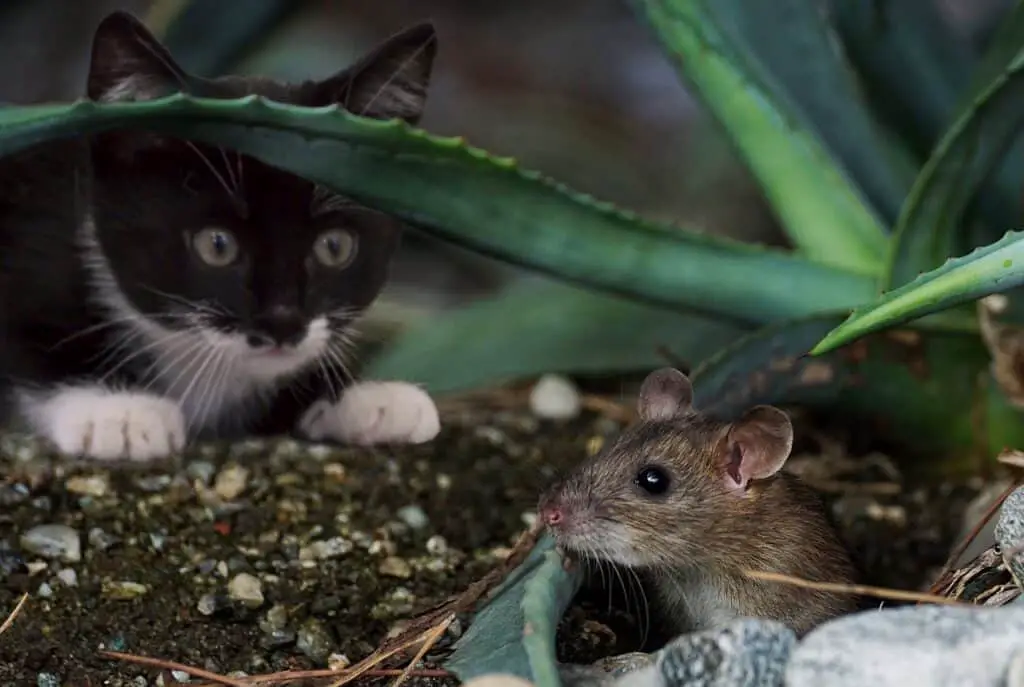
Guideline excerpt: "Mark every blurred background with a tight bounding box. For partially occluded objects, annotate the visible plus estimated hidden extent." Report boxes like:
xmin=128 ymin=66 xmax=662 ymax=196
xmin=0 ymin=0 xmax=1011 ymax=379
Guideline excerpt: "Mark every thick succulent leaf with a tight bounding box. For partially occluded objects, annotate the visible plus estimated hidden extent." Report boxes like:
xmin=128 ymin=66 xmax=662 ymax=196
xmin=886 ymin=0 xmax=1024 ymax=289
xmin=156 ymin=0 xmax=307 ymax=76
xmin=692 ymin=314 xmax=1024 ymax=469
xmin=446 ymin=535 xmax=581 ymax=687
xmin=0 ymin=95 xmax=875 ymax=324
xmin=813 ymin=232 xmax=1024 ymax=355
xmin=690 ymin=0 xmax=918 ymax=226
xmin=828 ymin=0 xmax=974 ymax=157
xmin=366 ymin=277 xmax=747 ymax=394
xmin=630 ymin=0 xmax=888 ymax=273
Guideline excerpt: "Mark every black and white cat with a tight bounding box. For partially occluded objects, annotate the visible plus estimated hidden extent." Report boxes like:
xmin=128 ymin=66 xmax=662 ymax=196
xmin=0 ymin=11 xmax=441 ymax=462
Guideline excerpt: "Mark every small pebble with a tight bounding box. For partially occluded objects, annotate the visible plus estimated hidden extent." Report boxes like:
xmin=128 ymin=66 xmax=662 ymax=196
xmin=25 ymin=561 xmax=47 ymax=576
xmin=426 ymin=535 xmax=448 ymax=556
xmin=65 ymin=474 xmax=110 ymax=498
xmin=197 ymin=594 xmax=220 ymax=616
xmin=227 ymin=572 xmax=264 ymax=608
xmin=56 ymin=568 xmax=78 ymax=587
xmin=37 ymin=582 xmax=53 ymax=599
xmin=102 ymin=581 xmax=148 ymax=600
xmin=309 ymin=537 xmax=354 ymax=560
xmin=214 ymin=464 xmax=250 ymax=501
xmin=36 ymin=673 xmax=60 ymax=687
xmin=528 ymin=374 xmax=582 ymax=421
xmin=328 ymin=653 xmax=351 ymax=670
xmin=296 ymin=617 xmax=334 ymax=663
xmin=88 ymin=527 xmax=118 ymax=551
xmin=20 ymin=524 xmax=81 ymax=563
xmin=186 ymin=460 xmax=217 ymax=485
xmin=259 ymin=604 xmax=289 ymax=634
xmin=379 ymin=556 xmax=412 ymax=579
xmin=461 ymin=676 xmax=535 ymax=687
xmin=170 ymin=670 xmax=191 ymax=682
xmin=396 ymin=505 xmax=430 ymax=530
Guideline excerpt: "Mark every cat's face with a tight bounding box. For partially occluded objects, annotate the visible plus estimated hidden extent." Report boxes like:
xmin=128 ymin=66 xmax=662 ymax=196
xmin=80 ymin=12 xmax=436 ymax=382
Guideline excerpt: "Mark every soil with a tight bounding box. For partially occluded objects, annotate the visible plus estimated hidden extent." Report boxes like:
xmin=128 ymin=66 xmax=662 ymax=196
xmin=0 ymin=393 xmax=994 ymax=686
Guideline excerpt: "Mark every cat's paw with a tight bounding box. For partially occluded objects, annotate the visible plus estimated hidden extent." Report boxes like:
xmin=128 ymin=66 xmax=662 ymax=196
xmin=27 ymin=387 xmax=186 ymax=461
xmin=298 ymin=381 xmax=440 ymax=446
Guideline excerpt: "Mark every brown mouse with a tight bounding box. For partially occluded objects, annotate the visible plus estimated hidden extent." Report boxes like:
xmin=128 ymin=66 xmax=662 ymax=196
xmin=538 ymin=367 xmax=856 ymax=637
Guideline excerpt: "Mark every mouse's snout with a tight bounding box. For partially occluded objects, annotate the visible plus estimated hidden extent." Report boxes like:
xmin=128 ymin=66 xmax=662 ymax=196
xmin=539 ymin=502 xmax=564 ymax=527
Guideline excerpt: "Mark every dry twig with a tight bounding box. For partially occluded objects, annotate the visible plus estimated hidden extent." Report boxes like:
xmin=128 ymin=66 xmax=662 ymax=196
xmin=389 ymin=613 xmax=454 ymax=687
xmin=0 ymin=593 xmax=28 ymax=636
xmin=100 ymin=650 xmax=249 ymax=687
xmin=928 ymin=479 xmax=1018 ymax=594
xmin=743 ymin=569 xmax=976 ymax=606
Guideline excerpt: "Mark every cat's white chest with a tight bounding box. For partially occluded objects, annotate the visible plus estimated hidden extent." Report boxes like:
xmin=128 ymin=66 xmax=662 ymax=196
xmin=142 ymin=327 xmax=312 ymax=434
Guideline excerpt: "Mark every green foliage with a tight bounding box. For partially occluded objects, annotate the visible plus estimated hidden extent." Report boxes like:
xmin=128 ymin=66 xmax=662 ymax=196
xmin=158 ymin=0 xmax=306 ymax=76
xmin=886 ymin=0 xmax=1024 ymax=288
xmin=367 ymin=278 xmax=746 ymax=393
xmin=814 ymin=232 xmax=1024 ymax=355
xmin=630 ymin=0 xmax=888 ymax=272
xmin=0 ymin=95 xmax=874 ymax=325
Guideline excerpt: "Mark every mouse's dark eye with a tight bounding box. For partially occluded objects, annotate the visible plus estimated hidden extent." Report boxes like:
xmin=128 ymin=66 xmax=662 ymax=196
xmin=634 ymin=466 xmax=670 ymax=496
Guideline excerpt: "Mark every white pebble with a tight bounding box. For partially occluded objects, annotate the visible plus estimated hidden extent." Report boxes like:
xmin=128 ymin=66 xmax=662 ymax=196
xmin=461 ymin=675 xmax=535 ymax=687
xmin=56 ymin=569 xmax=78 ymax=587
xmin=396 ymin=505 xmax=430 ymax=530
xmin=528 ymin=374 xmax=582 ymax=420
xmin=227 ymin=572 xmax=264 ymax=608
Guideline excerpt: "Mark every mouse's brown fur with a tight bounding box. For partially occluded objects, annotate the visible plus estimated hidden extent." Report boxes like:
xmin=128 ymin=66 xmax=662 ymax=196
xmin=538 ymin=368 xmax=856 ymax=637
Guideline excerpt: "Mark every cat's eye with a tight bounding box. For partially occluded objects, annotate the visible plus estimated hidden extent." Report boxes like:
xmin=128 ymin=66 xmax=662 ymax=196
xmin=312 ymin=229 xmax=356 ymax=268
xmin=192 ymin=228 xmax=239 ymax=267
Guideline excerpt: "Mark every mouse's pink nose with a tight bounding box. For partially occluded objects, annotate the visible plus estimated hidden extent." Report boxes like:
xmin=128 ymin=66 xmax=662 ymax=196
xmin=540 ymin=504 xmax=564 ymax=527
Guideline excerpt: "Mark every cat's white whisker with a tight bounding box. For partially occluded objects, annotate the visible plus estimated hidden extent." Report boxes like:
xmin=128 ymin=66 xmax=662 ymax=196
xmin=174 ymin=337 xmax=226 ymax=420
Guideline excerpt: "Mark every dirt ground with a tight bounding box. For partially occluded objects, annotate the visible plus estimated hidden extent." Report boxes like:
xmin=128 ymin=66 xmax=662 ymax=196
xmin=0 ymin=395 xmax=990 ymax=686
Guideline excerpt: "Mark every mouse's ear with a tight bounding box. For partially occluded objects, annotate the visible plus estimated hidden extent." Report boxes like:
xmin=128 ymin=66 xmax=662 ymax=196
xmin=722 ymin=405 xmax=793 ymax=493
xmin=637 ymin=367 xmax=693 ymax=421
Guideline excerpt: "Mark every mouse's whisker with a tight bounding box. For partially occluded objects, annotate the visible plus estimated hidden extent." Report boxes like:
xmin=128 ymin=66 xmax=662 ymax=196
xmin=626 ymin=565 xmax=652 ymax=649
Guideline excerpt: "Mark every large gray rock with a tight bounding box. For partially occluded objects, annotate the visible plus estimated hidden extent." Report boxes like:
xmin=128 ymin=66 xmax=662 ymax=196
xmin=616 ymin=619 xmax=795 ymax=687
xmin=787 ymin=604 xmax=1024 ymax=687
xmin=996 ymin=485 xmax=1024 ymax=587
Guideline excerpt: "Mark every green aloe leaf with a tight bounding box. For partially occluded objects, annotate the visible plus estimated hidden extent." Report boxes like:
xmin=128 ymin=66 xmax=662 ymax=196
xmin=156 ymin=0 xmax=307 ymax=76
xmin=366 ymin=277 xmax=747 ymax=394
xmin=0 ymin=95 xmax=875 ymax=324
xmin=693 ymin=314 xmax=1024 ymax=469
xmin=630 ymin=0 xmax=888 ymax=273
xmin=828 ymin=0 xmax=974 ymax=158
xmin=886 ymin=0 xmax=1024 ymax=289
xmin=830 ymin=0 xmax=1024 ymax=249
xmin=814 ymin=232 xmax=1024 ymax=355
xmin=446 ymin=535 xmax=582 ymax=687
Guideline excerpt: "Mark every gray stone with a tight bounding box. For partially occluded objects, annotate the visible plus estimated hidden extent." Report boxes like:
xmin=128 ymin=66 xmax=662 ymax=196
xmin=296 ymin=617 xmax=334 ymax=663
xmin=787 ymin=604 xmax=1024 ymax=686
xmin=227 ymin=572 xmax=264 ymax=608
xmin=616 ymin=619 xmax=795 ymax=687
xmin=997 ymin=486 xmax=1024 ymax=586
xmin=20 ymin=524 xmax=81 ymax=562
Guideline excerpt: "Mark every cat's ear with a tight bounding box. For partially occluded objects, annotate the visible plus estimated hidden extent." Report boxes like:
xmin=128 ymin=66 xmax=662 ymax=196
xmin=313 ymin=22 xmax=437 ymax=123
xmin=88 ymin=11 xmax=189 ymax=102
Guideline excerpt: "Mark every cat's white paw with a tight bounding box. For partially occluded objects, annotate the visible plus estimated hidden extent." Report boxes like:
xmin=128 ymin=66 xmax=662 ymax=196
xmin=298 ymin=381 xmax=440 ymax=446
xmin=23 ymin=386 xmax=186 ymax=461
